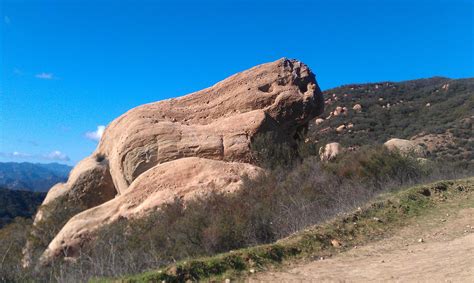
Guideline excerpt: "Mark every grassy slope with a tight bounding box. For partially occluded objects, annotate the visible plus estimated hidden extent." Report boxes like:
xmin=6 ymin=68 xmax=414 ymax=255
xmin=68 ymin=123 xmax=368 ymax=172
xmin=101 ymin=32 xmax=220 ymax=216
xmin=97 ymin=177 xmax=473 ymax=283
xmin=308 ymin=77 xmax=474 ymax=166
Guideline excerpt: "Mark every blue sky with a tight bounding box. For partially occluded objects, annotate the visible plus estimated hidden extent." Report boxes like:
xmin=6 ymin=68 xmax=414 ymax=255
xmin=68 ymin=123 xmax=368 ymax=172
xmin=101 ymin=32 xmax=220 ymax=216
xmin=0 ymin=0 xmax=473 ymax=165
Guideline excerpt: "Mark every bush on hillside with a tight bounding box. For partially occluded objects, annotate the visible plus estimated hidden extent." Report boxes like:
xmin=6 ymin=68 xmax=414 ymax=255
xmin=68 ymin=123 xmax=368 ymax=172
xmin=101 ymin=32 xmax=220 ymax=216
xmin=0 ymin=218 xmax=32 ymax=282
xmin=26 ymin=195 xmax=87 ymax=265
xmin=323 ymin=146 xmax=427 ymax=186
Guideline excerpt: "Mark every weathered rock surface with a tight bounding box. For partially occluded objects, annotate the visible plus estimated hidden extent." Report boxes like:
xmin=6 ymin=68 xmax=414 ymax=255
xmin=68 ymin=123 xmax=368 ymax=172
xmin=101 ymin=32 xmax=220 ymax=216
xmin=97 ymin=58 xmax=323 ymax=194
xmin=41 ymin=157 xmax=262 ymax=261
xmin=23 ymin=156 xmax=117 ymax=267
xmin=32 ymin=58 xmax=324 ymax=265
xmin=35 ymin=156 xmax=117 ymax=223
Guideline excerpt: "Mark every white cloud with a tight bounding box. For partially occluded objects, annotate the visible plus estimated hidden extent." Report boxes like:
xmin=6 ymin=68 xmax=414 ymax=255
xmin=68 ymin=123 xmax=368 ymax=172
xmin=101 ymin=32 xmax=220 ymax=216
xmin=85 ymin=125 xmax=105 ymax=142
xmin=12 ymin=151 xmax=29 ymax=157
xmin=35 ymin=73 xmax=54 ymax=80
xmin=0 ymin=150 xmax=69 ymax=162
xmin=4 ymin=151 xmax=32 ymax=158
xmin=43 ymin=150 xmax=70 ymax=161
xmin=4 ymin=16 xmax=10 ymax=25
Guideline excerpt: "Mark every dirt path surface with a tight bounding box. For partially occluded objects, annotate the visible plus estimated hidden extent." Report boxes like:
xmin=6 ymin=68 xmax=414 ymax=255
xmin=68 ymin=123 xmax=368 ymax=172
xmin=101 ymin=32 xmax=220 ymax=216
xmin=249 ymin=206 xmax=474 ymax=283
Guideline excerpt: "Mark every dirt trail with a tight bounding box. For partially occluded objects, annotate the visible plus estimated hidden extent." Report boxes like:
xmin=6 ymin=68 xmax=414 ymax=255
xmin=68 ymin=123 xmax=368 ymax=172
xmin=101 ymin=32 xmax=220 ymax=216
xmin=249 ymin=206 xmax=474 ymax=282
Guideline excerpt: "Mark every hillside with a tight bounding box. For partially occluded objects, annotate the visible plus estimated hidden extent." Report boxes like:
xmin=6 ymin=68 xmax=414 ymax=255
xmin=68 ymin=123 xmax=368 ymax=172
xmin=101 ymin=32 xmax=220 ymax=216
xmin=0 ymin=188 xmax=46 ymax=228
xmin=308 ymin=77 xmax=473 ymax=167
xmin=1 ymin=58 xmax=472 ymax=281
xmin=0 ymin=162 xmax=72 ymax=191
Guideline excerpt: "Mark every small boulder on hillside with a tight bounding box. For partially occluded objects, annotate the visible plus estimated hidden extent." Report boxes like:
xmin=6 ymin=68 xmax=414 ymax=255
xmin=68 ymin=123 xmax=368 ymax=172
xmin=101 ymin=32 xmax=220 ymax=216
xmin=384 ymin=138 xmax=425 ymax=157
xmin=315 ymin=118 xmax=325 ymax=125
xmin=336 ymin=124 xmax=346 ymax=133
xmin=353 ymin=104 xmax=362 ymax=112
xmin=319 ymin=142 xmax=343 ymax=161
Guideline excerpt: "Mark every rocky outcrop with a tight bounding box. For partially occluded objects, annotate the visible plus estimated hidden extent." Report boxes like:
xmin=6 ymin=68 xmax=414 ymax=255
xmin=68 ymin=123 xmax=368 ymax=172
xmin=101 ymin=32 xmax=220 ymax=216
xmin=41 ymin=158 xmax=262 ymax=261
xmin=36 ymin=156 xmax=116 ymax=218
xmin=32 ymin=58 xmax=324 ymax=265
xmin=22 ymin=156 xmax=117 ymax=267
xmin=96 ymin=58 xmax=323 ymax=194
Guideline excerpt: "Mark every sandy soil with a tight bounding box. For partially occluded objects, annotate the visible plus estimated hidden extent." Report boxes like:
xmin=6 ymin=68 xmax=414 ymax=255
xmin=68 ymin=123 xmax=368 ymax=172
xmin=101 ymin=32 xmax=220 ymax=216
xmin=249 ymin=207 xmax=474 ymax=283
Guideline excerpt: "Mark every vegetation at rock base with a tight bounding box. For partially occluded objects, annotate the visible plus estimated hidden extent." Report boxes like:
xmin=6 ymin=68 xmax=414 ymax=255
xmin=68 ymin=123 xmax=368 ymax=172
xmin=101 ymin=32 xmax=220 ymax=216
xmin=109 ymin=178 xmax=474 ymax=282
xmin=0 ymin=218 xmax=32 ymax=282
xmin=0 ymin=188 xmax=45 ymax=228
xmin=29 ymin=195 xmax=88 ymax=264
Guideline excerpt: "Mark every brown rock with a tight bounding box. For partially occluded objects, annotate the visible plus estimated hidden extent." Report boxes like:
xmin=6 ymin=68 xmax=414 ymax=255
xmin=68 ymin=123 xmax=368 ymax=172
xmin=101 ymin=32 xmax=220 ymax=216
xmin=353 ymin=104 xmax=362 ymax=112
xmin=333 ymin=106 xmax=343 ymax=116
xmin=97 ymin=58 xmax=323 ymax=193
xmin=384 ymin=138 xmax=426 ymax=157
xmin=35 ymin=58 xmax=325 ymax=264
xmin=23 ymin=156 xmax=117 ymax=267
xmin=40 ymin=157 xmax=262 ymax=262
xmin=319 ymin=142 xmax=343 ymax=161
xmin=315 ymin=118 xmax=325 ymax=125
xmin=331 ymin=239 xmax=341 ymax=247
xmin=336 ymin=124 xmax=346 ymax=133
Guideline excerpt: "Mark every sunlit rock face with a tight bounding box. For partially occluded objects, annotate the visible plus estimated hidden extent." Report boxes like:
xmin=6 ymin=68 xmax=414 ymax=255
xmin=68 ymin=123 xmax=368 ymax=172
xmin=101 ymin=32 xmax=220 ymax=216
xmin=30 ymin=58 xmax=324 ymax=265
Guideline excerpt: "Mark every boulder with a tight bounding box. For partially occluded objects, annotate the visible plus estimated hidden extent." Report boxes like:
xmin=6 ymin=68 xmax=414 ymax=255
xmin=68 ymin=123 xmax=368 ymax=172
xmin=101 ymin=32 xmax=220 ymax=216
xmin=40 ymin=157 xmax=262 ymax=262
xmin=315 ymin=118 xmax=325 ymax=125
xmin=23 ymin=156 xmax=117 ymax=267
xmin=336 ymin=124 xmax=346 ymax=133
xmin=353 ymin=104 xmax=362 ymax=112
xmin=384 ymin=138 xmax=425 ymax=157
xmin=333 ymin=106 xmax=343 ymax=116
xmin=33 ymin=58 xmax=324 ymax=264
xmin=319 ymin=142 xmax=342 ymax=161
xmin=96 ymin=58 xmax=324 ymax=194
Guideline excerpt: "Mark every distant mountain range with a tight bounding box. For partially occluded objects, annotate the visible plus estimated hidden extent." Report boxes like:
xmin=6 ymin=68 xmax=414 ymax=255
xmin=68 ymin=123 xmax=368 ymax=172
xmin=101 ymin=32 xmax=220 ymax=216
xmin=0 ymin=162 xmax=72 ymax=192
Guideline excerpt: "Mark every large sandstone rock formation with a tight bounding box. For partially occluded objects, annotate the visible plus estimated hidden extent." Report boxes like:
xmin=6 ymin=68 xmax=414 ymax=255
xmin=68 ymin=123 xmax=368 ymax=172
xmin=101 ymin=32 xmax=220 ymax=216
xmin=29 ymin=58 xmax=324 ymax=265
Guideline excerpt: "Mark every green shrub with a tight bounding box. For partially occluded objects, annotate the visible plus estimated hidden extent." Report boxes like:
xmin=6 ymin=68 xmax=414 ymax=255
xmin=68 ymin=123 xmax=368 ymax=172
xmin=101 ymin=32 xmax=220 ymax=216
xmin=250 ymin=132 xmax=296 ymax=169
xmin=0 ymin=218 xmax=32 ymax=282
xmin=27 ymin=195 xmax=87 ymax=264
xmin=323 ymin=146 xmax=427 ymax=185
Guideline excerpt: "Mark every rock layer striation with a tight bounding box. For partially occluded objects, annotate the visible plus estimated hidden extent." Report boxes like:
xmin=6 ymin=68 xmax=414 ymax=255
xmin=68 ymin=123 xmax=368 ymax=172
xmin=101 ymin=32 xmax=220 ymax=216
xmin=28 ymin=58 xmax=324 ymax=265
